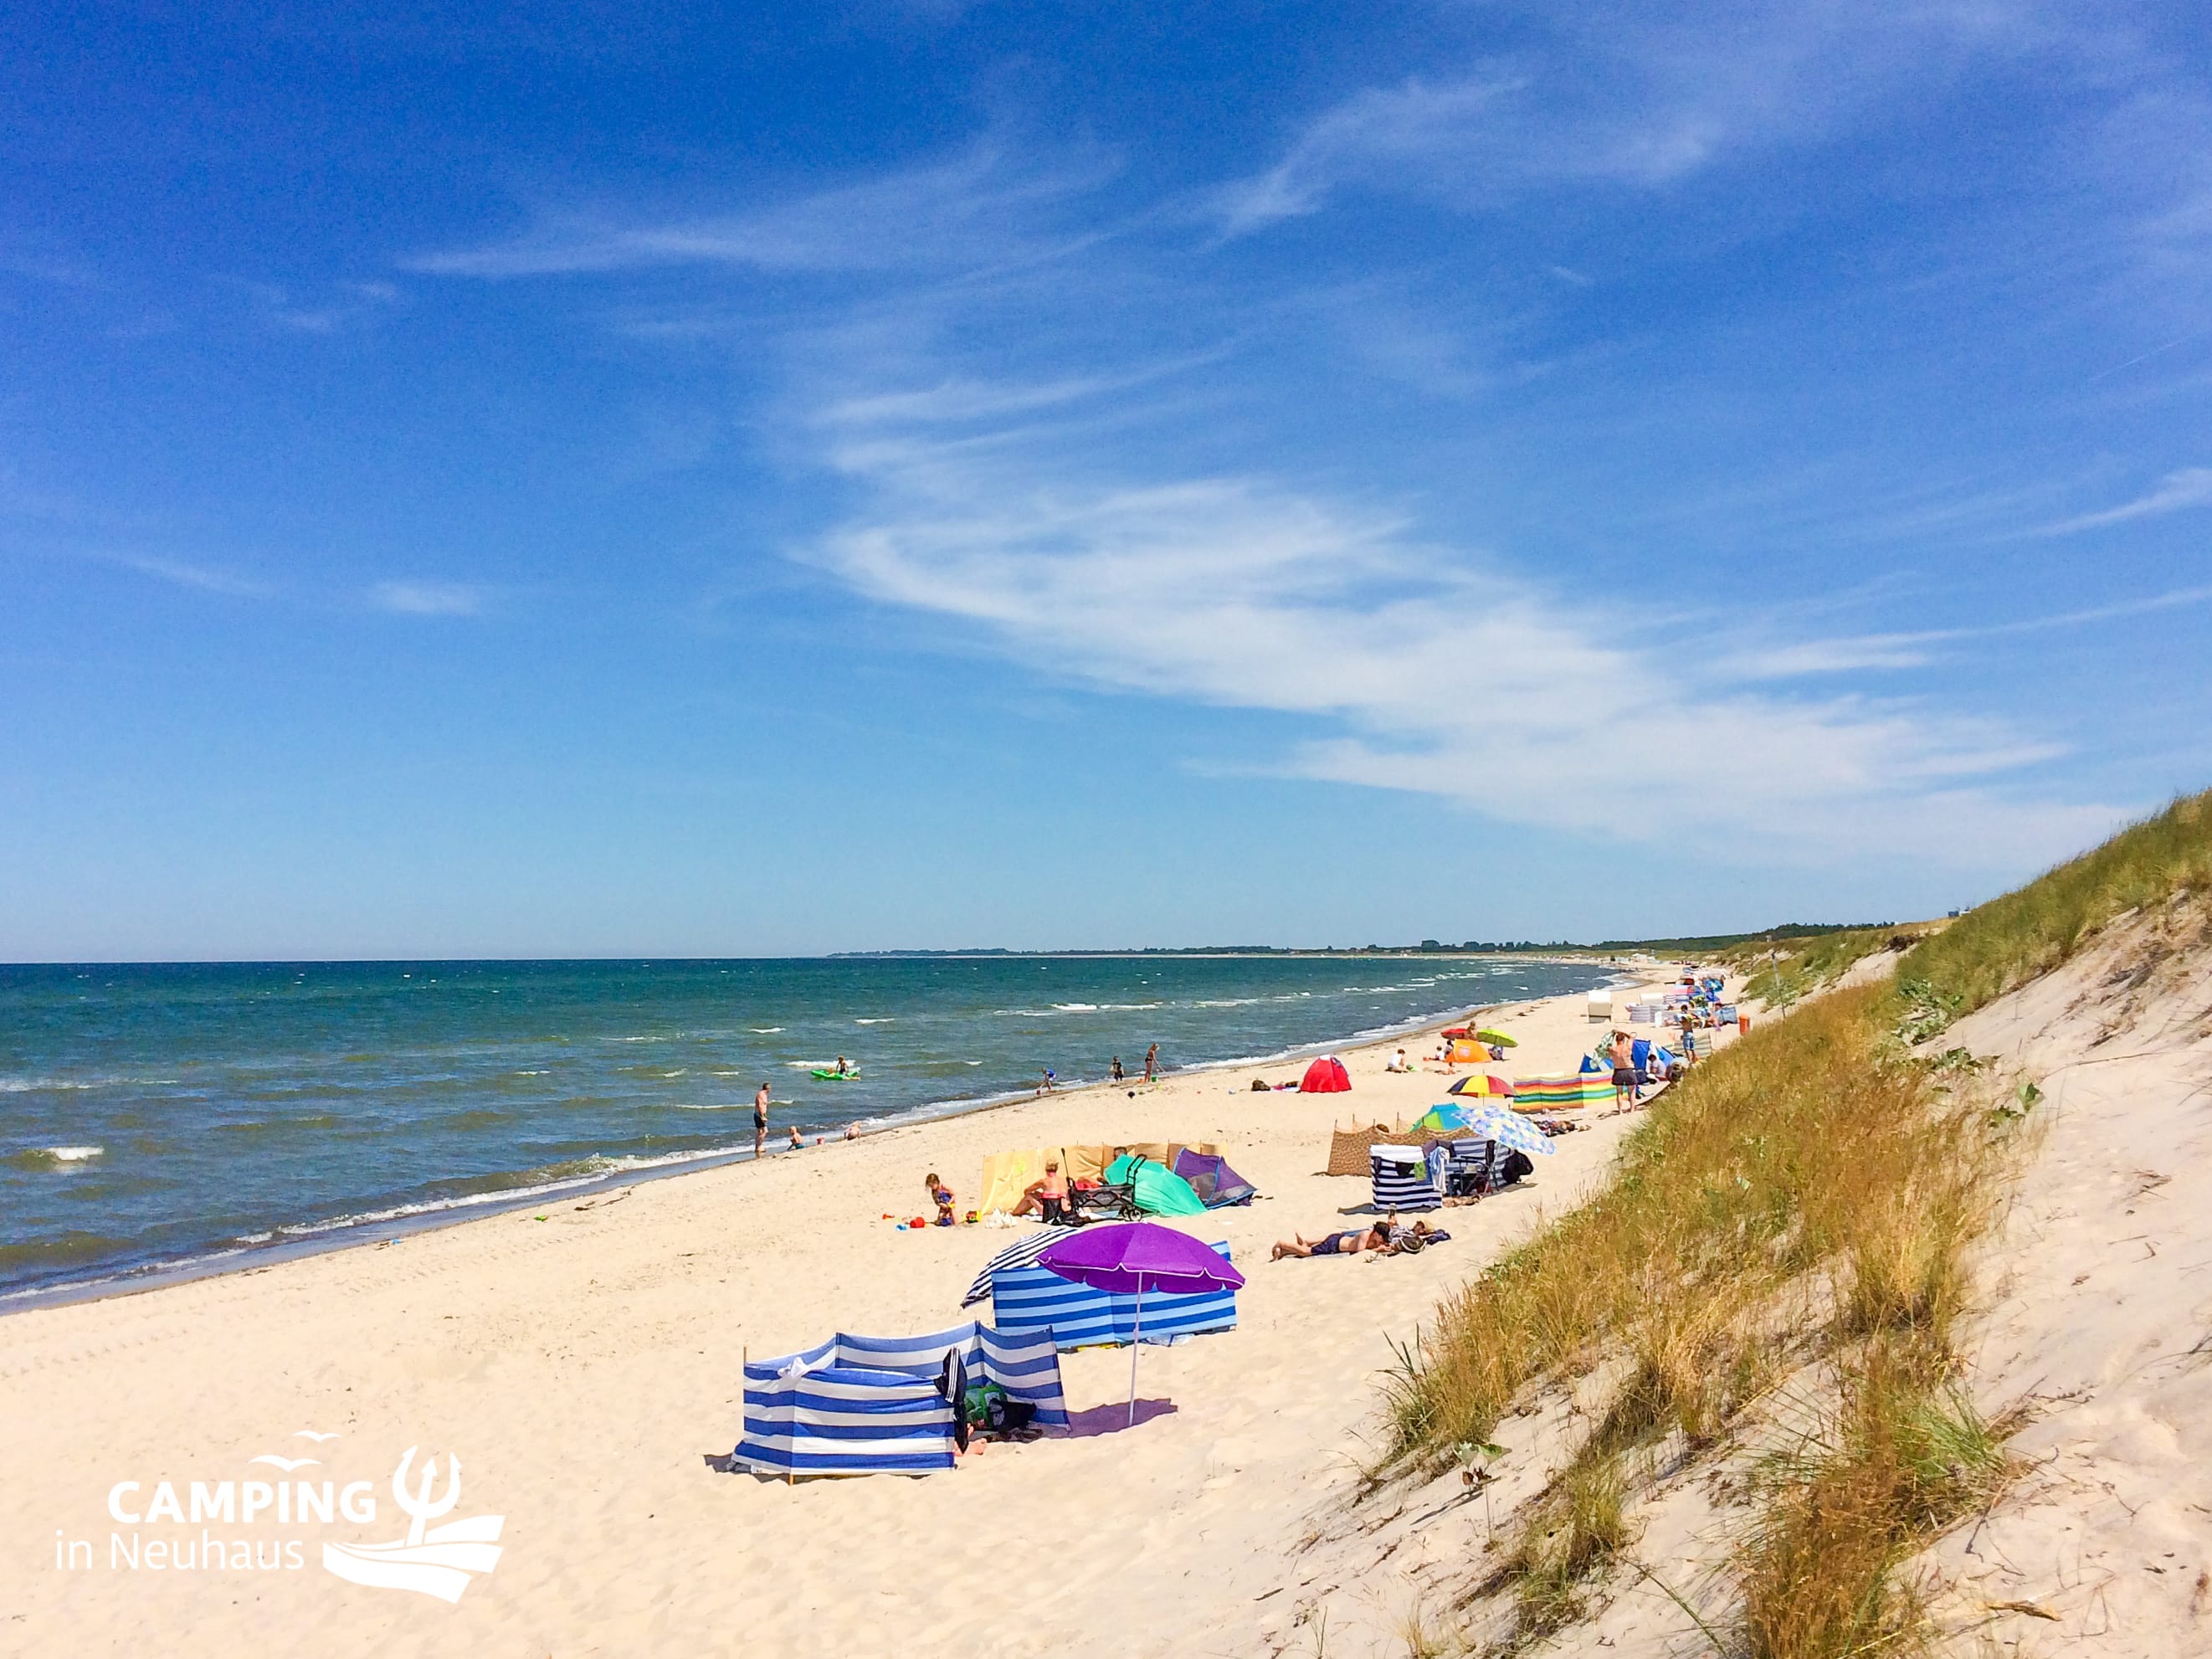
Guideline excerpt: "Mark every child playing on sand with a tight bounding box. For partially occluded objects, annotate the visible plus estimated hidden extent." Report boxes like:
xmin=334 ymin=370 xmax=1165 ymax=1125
xmin=926 ymin=1173 xmax=956 ymax=1226
xmin=788 ymin=1125 xmax=804 ymax=1151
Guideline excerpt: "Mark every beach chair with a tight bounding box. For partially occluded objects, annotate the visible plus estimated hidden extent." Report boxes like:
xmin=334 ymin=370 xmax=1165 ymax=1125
xmin=1368 ymin=1146 xmax=1441 ymax=1213
xmin=1440 ymin=1138 xmax=1499 ymax=1198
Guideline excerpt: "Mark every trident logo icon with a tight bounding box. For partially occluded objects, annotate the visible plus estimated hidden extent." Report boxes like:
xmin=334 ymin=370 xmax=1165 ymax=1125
xmin=391 ymin=1448 xmax=462 ymax=1547
xmin=322 ymin=1441 xmax=505 ymax=1604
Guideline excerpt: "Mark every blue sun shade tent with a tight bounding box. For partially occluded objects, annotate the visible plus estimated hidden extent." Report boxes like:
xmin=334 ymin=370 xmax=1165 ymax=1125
xmin=989 ymin=1239 xmax=1239 ymax=1350
xmin=733 ymin=1322 xmax=1067 ymax=1477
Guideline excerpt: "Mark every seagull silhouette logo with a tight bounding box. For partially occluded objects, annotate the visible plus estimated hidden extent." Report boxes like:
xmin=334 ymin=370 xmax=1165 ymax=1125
xmin=249 ymin=1454 xmax=321 ymax=1472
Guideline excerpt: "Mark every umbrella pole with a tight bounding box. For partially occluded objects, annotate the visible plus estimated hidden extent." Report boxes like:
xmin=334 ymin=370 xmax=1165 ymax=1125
xmin=1129 ymin=1279 xmax=1143 ymax=1426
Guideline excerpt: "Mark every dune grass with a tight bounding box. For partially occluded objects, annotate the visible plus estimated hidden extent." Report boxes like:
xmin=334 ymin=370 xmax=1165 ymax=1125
xmin=1734 ymin=922 xmax=1935 ymax=1009
xmin=1896 ymin=788 xmax=2212 ymax=1019
xmin=1372 ymin=788 xmax=2212 ymax=1651
xmin=1376 ymin=982 xmax=2017 ymax=1652
xmin=1378 ymin=985 xmax=1990 ymax=1473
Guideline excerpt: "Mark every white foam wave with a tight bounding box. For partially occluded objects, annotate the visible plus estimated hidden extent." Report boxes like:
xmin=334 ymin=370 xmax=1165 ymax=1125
xmin=855 ymin=1018 xmax=894 ymax=1025
xmin=0 ymin=1077 xmax=98 ymax=1092
xmin=271 ymin=1145 xmax=751 ymax=1239
xmin=40 ymin=1145 xmax=105 ymax=1163
xmin=751 ymin=1027 xmax=783 ymax=1034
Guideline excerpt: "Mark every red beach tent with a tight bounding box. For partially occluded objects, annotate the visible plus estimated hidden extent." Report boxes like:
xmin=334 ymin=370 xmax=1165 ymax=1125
xmin=1300 ymin=1055 xmax=1352 ymax=1093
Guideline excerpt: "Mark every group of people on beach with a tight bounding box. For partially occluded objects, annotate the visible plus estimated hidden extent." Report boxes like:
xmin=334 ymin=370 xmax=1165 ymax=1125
xmin=1043 ymin=1042 xmax=1160 ymax=1097
xmin=752 ymin=1041 xmax=1168 ymax=1157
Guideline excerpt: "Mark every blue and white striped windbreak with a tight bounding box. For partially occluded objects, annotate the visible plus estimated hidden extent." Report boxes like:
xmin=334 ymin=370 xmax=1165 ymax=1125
xmin=990 ymin=1239 xmax=1238 ymax=1350
xmin=733 ymin=1321 xmax=1068 ymax=1478
xmin=1370 ymin=1145 xmax=1443 ymax=1212
xmin=961 ymin=1230 xmax=1061 ymax=1307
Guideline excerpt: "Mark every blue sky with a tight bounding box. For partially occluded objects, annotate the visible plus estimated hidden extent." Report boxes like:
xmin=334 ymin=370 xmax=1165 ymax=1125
xmin=4 ymin=2 xmax=2210 ymax=959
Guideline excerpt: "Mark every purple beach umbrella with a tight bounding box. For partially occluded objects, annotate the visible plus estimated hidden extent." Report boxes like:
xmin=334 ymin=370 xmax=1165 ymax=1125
xmin=1038 ymin=1222 xmax=1247 ymax=1425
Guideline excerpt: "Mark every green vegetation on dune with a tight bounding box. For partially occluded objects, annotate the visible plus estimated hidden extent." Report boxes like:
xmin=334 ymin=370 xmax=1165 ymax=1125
xmin=1379 ymin=985 xmax=2019 ymax=1649
xmin=1734 ymin=924 xmax=1933 ymax=1008
xmin=1895 ymin=788 xmax=2212 ymax=1020
xmin=1375 ymin=786 xmax=2212 ymax=1653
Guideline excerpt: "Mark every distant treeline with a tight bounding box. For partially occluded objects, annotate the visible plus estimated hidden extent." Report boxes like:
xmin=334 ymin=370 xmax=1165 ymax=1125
xmin=830 ymin=924 xmax=1891 ymax=959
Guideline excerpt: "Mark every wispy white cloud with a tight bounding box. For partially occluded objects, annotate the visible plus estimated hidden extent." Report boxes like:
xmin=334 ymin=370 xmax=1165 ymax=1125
xmin=1209 ymin=4 xmax=2056 ymax=235
xmin=368 ymin=580 xmax=485 ymax=616
xmin=96 ymin=550 xmax=267 ymax=597
xmin=808 ymin=388 xmax=2117 ymax=867
xmin=1716 ymin=583 xmax=2212 ymax=679
xmin=2033 ymin=466 xmax=2212 ymax=536
xmin=410 ymin=145 xmax=1116 ymax=279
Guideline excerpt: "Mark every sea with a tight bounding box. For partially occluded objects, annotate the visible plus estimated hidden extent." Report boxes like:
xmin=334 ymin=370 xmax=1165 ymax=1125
xmin=0 ymin=953 xmax=1616 ymax=1304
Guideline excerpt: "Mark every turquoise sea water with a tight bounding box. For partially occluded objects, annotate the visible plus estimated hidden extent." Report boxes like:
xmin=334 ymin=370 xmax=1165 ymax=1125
xmin=0 ymin=954 xmax=1614 ymax=1301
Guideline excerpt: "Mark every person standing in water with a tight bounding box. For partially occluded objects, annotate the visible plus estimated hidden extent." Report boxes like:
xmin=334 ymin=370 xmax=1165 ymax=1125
xmin=1143 ymin=1043 xmax=1159 ymax=1084
xmin=753 ymin=1081 xmax=771 ymax=1158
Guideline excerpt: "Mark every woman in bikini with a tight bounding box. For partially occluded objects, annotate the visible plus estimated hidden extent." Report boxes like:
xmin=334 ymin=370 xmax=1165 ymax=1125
xmin=1013 ymin=1159 xmax=1073 ymax=1223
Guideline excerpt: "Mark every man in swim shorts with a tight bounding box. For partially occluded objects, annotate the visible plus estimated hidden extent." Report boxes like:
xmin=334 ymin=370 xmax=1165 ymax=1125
xmin=753 ymin=1082 xmax=770 ymax=1157
xmin=1271 ymin=1224 xmax=1388 ymax=1260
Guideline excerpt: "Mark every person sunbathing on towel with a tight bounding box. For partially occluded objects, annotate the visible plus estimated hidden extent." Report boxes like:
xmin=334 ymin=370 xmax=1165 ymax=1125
xmin=1012 ymin=1159 xmax=1073 ymax=1223
xmin=1272 ymin=1224 xmax=1388 ymax=1261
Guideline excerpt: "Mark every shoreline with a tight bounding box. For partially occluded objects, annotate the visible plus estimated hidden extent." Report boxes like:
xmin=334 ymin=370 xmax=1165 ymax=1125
xmin=2 ymin=967 xmax=1639 ymax=1316
xmin=0 ymin=963 xmax=1687 ymax=1659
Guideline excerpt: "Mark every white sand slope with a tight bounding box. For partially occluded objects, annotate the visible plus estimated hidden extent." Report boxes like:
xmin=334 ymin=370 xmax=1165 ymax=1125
xmin=0 ymin=967 xmax=1690 ymax=1657
xmin=1915 ymin=897 xmax=2212 ymax=1650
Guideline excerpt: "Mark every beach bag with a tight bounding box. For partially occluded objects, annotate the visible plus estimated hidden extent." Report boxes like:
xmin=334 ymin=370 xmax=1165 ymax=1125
xmin=961 ymin=1380 xmax=1009 ymax=1427
xmin=1501 ymin=1149 xmax=1534 ymax=1186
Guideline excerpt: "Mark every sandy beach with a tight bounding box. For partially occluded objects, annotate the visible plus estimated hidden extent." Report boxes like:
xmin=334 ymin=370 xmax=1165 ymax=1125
xmin=1 ymin=966 xmax=1703 ymax=1657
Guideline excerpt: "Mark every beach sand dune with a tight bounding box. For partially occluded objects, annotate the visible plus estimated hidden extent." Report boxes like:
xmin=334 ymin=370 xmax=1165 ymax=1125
xmin=0 ymin=975 xmax=1679 ymax=1656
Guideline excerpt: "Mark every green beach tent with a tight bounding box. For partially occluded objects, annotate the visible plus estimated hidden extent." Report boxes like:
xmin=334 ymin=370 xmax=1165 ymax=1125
xmin=1104 ymin=1153 xmax=1209 ymax=1216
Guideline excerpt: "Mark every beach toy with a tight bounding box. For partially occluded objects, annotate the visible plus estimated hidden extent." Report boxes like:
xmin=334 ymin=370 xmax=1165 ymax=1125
xmin=911 ymin=1216 xmax=928 ymax=1229
xmin=964 ymin=1210 xmax=980 ymax=1225
xmin=811 ymin=1068 xmax=859 ymax=1081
